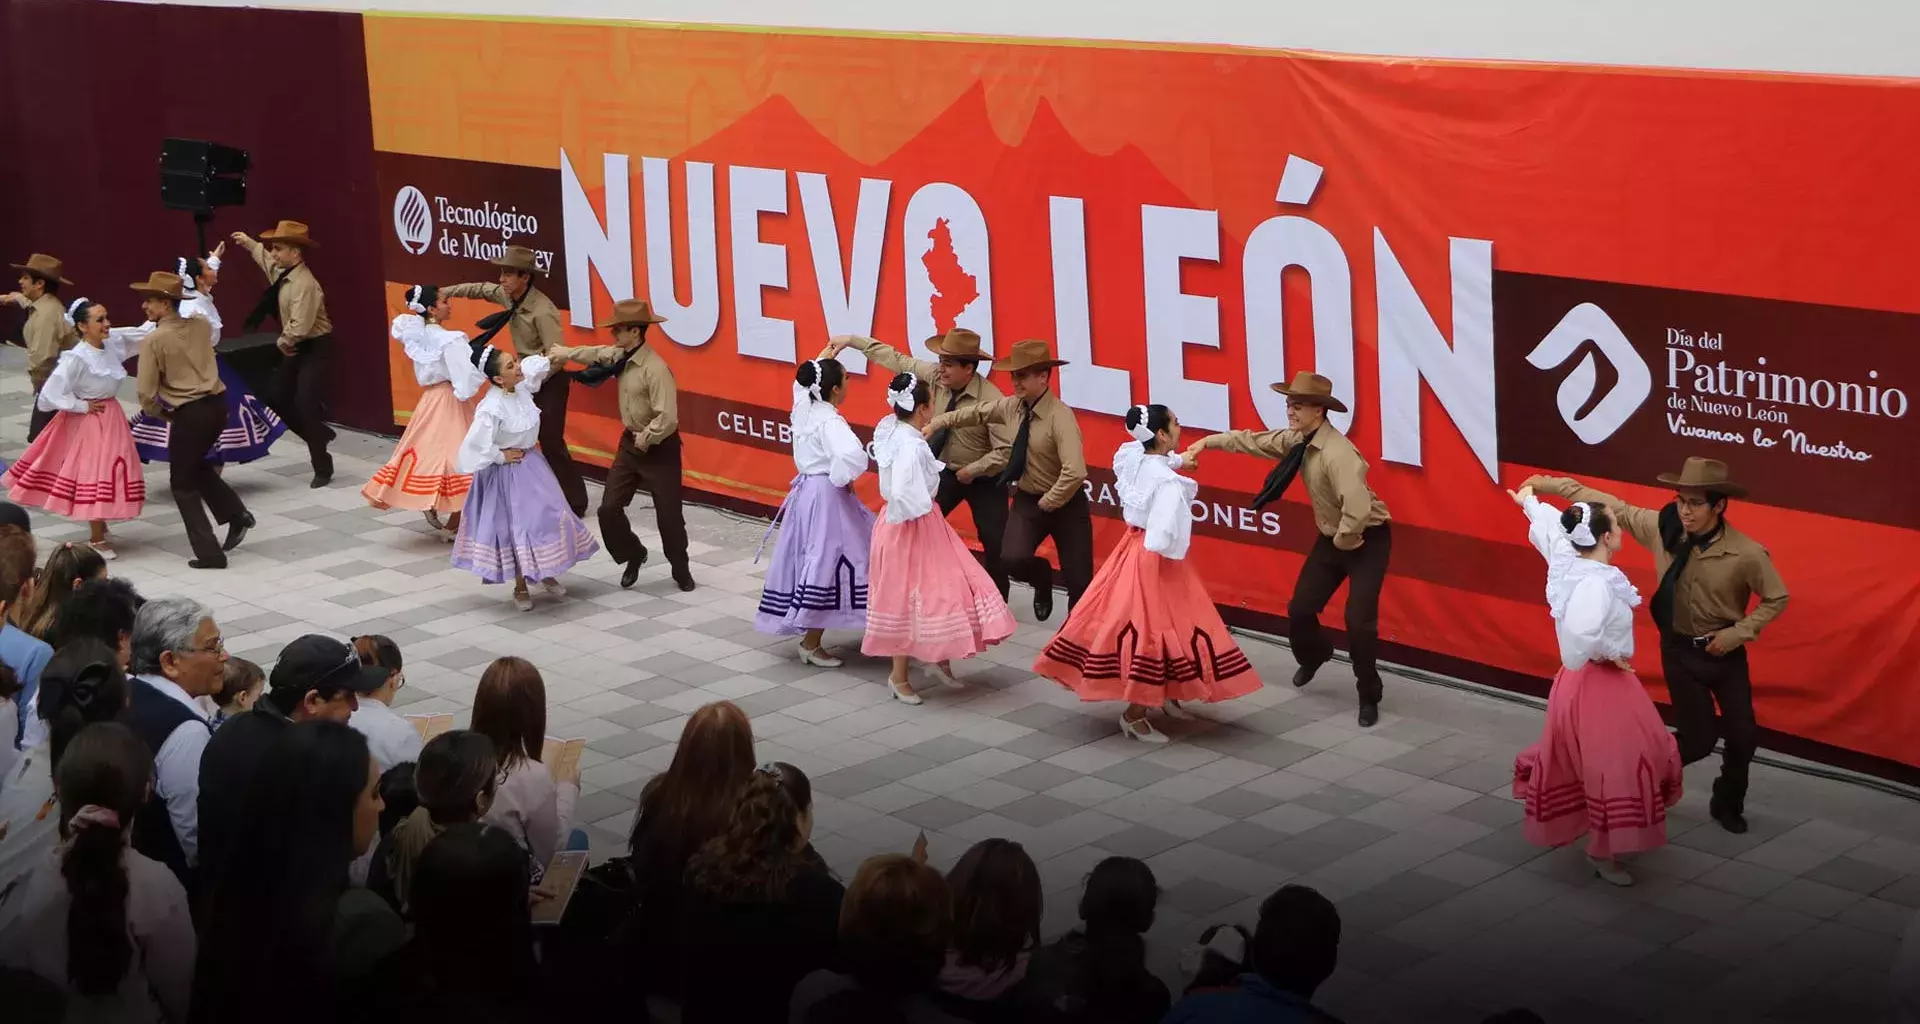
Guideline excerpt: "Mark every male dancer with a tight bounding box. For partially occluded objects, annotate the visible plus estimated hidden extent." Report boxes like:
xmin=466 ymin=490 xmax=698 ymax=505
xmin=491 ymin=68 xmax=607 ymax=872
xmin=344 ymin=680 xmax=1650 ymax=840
xmin=1525 ymin=457 xmax=1787 ymax=833
xmin=231 ymin=221 xmax=334 ymax=487
xmin=926 ymin=339 xmax=1088 ymax=621
xmin=5 ymin=253 xmax=77 ymax=442
xmin=1184 ymin=372 xmax=1392 ymax=727
xmin=132 ymin=271 xmax=253 ymax=569
xmin=442 ymin=246 xmax=588 ymax=517
xmin=827 ymin=328 xmax=1012 ymax=597
xmin=548 ymin=299 xmax=695 ymax=592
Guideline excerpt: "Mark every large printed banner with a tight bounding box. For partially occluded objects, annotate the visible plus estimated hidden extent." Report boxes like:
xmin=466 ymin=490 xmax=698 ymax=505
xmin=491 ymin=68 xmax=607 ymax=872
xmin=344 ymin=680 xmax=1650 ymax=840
xmin=364 ymin=16 xmax=1920 ymax=773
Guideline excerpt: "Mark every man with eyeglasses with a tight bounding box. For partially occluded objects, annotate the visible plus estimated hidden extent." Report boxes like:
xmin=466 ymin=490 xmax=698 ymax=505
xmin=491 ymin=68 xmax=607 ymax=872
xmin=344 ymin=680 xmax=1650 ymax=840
xmin=827 ymin=328 xmax=1014 ymax=600
xmin=1183 ymin=372 xmax=1393 ymax=728
xmin=125 ymin=598 xmax=227 ymax=889
xmin=1525 ymin=457 xmax=1788 ymax=834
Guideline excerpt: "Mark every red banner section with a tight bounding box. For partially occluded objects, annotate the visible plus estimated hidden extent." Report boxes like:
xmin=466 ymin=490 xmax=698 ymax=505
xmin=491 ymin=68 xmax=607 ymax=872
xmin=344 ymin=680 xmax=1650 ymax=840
xmin=365 ymin=17 xmax=1920 ymax=775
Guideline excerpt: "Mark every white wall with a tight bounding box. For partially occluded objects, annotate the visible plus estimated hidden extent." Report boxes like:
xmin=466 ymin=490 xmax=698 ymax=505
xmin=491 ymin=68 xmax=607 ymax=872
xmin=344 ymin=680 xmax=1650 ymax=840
xmin=125 ymin=0 xmax=1920 ymax=79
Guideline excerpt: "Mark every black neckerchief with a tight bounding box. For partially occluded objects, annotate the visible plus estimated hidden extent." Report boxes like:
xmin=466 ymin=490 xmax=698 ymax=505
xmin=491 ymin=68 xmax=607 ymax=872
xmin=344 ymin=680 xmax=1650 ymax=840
xmin=1249 ymin=426 xmax=1319 ymax=511
xmin=576 ymin=339 xmax=643 ymax=387
xmin=1650 ymin=504 xmax=1726 ymax=635
xmin=243 ymin=264 xmax=296 ymax=332
xmin=473 ymin=287 xmax=529 ymax=348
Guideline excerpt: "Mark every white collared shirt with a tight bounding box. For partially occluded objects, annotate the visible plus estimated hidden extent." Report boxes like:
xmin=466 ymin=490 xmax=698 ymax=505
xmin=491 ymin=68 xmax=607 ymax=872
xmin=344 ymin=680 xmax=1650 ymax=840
xmin=1522 ymin=496 xmax=1641 ymax=672
xmin=391 ymin=313 xmax=488 ymax=398
xmin=790 ymin=385 xmax=868 ymax=487
xmin=870 ymin=416 xmax=941 ymax=523
xmin=1112 ymin=441 xmax=1199 ymax=560
xmin=348 ymin=698 xmax=423 ymax=774
xmin=455 ymin=355 xmax=552 ymax=473
xmin=134 ymin=674 xmax=212 ymax=867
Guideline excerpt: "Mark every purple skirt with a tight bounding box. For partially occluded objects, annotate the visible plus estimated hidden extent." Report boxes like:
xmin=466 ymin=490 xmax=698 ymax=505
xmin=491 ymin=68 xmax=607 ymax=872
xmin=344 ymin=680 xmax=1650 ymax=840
xmin=755 ymin=473 xmax=876 ymax=634
xmin=130 ymin=357 xmax=286 ymax=464
xmin=450 ymin=449 xmax=599 ymax=584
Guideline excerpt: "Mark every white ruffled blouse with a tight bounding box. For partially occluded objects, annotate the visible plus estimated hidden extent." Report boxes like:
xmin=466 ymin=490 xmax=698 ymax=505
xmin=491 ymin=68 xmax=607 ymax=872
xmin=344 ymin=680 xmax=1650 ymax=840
xmin=455 ymin=355 xmax=552 ymax=473
xmin=390 ymin=313 xmax=487 ymax=399
xmin=790 ymin=385 xmax=868 ymax=487
xmin=1522 ymin=495 xmax=1641 ymax=671
xmin=870 ymin=416 xmax=941 ymax=523
xmin=36 ymin=334 xmax=141 ymax=413
xmin=1112 ymin=441 xmax=1199 ymax=560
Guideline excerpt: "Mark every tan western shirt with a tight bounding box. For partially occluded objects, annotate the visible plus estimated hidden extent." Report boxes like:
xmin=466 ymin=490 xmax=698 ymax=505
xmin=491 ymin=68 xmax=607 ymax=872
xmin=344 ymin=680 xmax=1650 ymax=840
xmin=440 ymin=283 xmax=563 ymax=357
xmin=1202 ymin=425 xmax=1391 ymax=550
xmin=546 ymin=342 xmax=678 ymax=452
xmin=852 ymin=336 xmax=1010 ymax=479
xmin=237 ymin=238 xmax=331 ymax=346
xmin=22 ymin=293 xmax=77 ymax=391
xmin=136 ymin=313 xmax=225 ymax=417
xmin=933 ymin=388 xmax=1085 ymax=510
xmin=1526 ymin=475 xmax=1789 ymax=650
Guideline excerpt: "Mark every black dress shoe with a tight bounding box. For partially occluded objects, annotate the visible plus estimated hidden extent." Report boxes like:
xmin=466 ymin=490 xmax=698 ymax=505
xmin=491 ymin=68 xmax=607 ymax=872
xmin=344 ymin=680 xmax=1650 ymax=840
xmin=1292 ymin=665 xmax=1317 ymax=688
xmin=1710 ymin=799 xmax=1750 ymax=834
xmin=188 ymin=557 xmax=227 ymax=570
xmin=310 ymin=453 xmax=335 ymax=489
xmin=310 ymin=470 xmax=333 ymax=489
xmin=1033 ymin=587 xmax=1054 ymax=622
xmin=621 ymin=560 xmax=642 ymax=589
xmin=673 ymin=566 xmax=697 ymax=593
xmin=1357 ymin=703 xmax=1380 ymax=728
xmin=222 ymin=512 xmax=255 ymax=552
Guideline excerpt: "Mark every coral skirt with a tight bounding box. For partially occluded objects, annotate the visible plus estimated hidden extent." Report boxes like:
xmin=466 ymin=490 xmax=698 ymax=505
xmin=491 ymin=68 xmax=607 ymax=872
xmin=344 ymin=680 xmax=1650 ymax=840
xmin=362 ymin=382 xmax=477 ymax=513
xmin=1513 ymin=661 xmax=1684 ymax=858
xmin=862 ymin=506 xmax=1016 ymax=662
xmin=1034 ymin=529 xmax=1260 ymax=706
xmin=3 ymin=402 xmax=145 ymax=521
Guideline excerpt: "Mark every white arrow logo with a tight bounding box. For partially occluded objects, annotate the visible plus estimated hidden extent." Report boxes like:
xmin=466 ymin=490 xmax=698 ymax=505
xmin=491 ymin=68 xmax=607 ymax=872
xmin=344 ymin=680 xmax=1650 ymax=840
xmin=1526 ymin=302 xmax=1652 ymax=445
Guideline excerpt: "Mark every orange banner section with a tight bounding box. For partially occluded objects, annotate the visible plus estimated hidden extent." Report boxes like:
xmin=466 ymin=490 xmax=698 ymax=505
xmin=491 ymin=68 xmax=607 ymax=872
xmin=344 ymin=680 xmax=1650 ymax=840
xmin=365 ymin=17 xmax=1920 ymax=774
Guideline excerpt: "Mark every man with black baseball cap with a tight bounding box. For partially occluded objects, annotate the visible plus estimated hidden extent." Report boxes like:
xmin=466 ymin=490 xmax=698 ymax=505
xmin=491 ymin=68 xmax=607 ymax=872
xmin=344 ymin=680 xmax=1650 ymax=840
xmin=197 ymin=634 xmax=387 ymax=878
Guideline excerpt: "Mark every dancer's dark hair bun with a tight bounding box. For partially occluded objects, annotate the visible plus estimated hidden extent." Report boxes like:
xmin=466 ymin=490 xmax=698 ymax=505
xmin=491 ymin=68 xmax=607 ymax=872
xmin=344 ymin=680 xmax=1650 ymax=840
xmin=1560 ymin=501 xmax=1614 ymax=551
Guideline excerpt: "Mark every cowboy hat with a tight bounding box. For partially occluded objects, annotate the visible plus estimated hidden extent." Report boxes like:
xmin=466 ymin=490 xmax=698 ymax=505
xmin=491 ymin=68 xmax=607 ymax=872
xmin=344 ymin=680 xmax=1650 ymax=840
xmin=259 ymin=220 xmax=318 ymax=248
xmin=1656 ymin=457 xmax=1748 ymax=498
xmin=491 ymin=246 xmax=541 ymax=274
xmin=599 ymin=298 xmax=668 ymax=328
xmin=129 ymin=271 xmax=186 ymax=300
xmin=929 ymin=328 xmax=988 ymax=362
xmin=993 ymin=338 xmax=1067 ymax=374
xmin=10 ymin=253 xmax=73 ymax=286
xmin=1269 ymin=371 xmax=1348 ymax=414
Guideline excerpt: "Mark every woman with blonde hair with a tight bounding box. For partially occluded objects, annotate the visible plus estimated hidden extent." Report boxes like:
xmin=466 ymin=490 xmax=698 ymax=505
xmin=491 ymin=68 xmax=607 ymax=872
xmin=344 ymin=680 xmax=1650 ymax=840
xmin=471 ymin=656 xmax=582 ymax=878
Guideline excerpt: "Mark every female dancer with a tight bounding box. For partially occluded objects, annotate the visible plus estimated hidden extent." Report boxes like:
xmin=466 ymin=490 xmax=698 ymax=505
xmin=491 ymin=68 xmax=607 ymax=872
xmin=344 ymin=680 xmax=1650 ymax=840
xmin=362 ymin=285 xmax=487 ymax=540
xmin=2 ymin=298 xmax=145 ymax=557
xmin=863 ymin=372 xmax=1014 ymax=704
xmin=1509 ymin=485 xmax=1683 ymax=886
xmin=1034 ymin=405 xmax=1259 ymax=744
xmin=125 ymin=247 xmax=286 ymax=469
xmin=755 ymin=357 xmax=874 ymax=666
xmin=452 ymin=343 xmax=598 ymax=611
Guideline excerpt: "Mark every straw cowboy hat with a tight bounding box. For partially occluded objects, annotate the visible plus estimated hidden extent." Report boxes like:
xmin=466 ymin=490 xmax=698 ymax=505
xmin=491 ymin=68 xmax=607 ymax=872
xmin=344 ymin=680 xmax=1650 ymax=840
xmin=492 ymin=246 xmax=542 ymax=274
xmin=259 ymin=220 xmax=318 ymax=248
xmin=929 ymin=328 xmax=988 ymax=362
xmin=599 ymin=298 xmax=668 ymax=328
xmin=1656 ymin=457 xmax=1748 ymax=498
xmin=10 ymin=253 xmax=73 ymax=286
xmin=993 ymin=338 xmax=1067 ymax=374
xmin=1269 ymin=371 xmax=1348 ymax=414
xmin=129 ymin=271 xmax=186 ymax=300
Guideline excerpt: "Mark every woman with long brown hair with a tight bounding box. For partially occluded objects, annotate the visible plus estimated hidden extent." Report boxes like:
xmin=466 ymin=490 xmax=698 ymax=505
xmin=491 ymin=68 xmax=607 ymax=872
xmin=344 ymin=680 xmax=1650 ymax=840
xmin=680 ymin=761 xmax=843 ymax=1023
xmin=472 ymin=656 xmax=582 ymax=879
xmin=936 ymin=838 xmax=1046 ymax=1013
xmin=625 ymin=699 xmax=755 ymax=998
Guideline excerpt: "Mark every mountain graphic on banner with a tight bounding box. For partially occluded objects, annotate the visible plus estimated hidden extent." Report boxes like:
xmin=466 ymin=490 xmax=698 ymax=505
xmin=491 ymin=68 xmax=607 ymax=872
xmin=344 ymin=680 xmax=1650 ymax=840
xmin=922 ymin=217 xmax=978 ymax=332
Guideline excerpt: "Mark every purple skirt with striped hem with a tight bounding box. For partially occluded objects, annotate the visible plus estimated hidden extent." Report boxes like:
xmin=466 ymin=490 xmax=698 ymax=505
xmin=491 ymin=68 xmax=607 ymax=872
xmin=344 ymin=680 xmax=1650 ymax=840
xmin=450 ymin=448 xmax=599 ymax=584
xmin=755 ymin=473 xmax=875 ymax=635
xmin=129 ymin=357 xmax=286 ymax=464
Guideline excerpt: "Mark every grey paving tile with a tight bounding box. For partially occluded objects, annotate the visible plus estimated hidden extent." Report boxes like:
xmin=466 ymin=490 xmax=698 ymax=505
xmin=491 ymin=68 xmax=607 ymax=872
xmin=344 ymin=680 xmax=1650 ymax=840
xmin=1801 ymin=855 xmax=1908 ymax=896
xmin=1194 ymin=819 xmax=1288 ymax=858
xmin=573 ymin=788 xmax=636 ymax=826
xmin=905 ymin=735 xmax=991 ymax=763
xmin=896 ymin=797 xmax=981 ymax=831
xmin=811 ymin=767 xmax=892 ymax=800
xmin=998 ymin=730 xmax=1084 ymax=762
xmin=1266 ymin=837 xmax=1354 ymax=874
xmin=1359 ymin=871 xmax=1467 ymax=913
xmin=1095 ymin=825 xmax=1187 ymax=860
xmin=1446 ymin=794 xmax=1525 ymax=828
xmin=600 ymin=702 xmax=683 ymax=730
xmin=996 ymin=794 xmax=1083 ymax=828
xmin=995 ymin=761 xmax=1084 ymax=794
xmin=1195 ymin=785 xmax=1285 ymax=819
xmin=1163 ymin=877 xmax=1244 ymax=916
xmin=1235 ymin=738 xmax=1321 ymax=770
xmin=585 ymin=729 xmax=668 ymax=758
xmin=1293 ymin=785 xmax=1384 ymax=817
xmin=1091 ymin=757 xmax=1180 ymax=790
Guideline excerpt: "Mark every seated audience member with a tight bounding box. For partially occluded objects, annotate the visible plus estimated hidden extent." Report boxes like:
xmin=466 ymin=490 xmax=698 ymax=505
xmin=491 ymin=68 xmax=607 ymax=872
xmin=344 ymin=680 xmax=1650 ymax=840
xmin=389 ymin=822 xmax=547 ymax=1022
xmin=681 ymin=761 xmax=844 ymax=1023
xmin=370 ymin=730 xmax=498 ymax=914
xmin=0 ymin=722 xmax=195 ymax=1023
xmin=0 ymin=503 xmax=29 ymax=532
xmin=473 ymin=657 xmax=582 ymax=880
xmin=124 ymin=598 xmax=223 ymax=889
xmin=193 ymin=721 xmax=402 ymax=1023
xmin=377 ymin=761 xmax=418 ymax=837
xmin=0 ymin=642 xmax=130 ymax=887
xmin=1026 ymin=856 xmax=1169 ymax=1024
xmin=48 ymin=577 xmax=144 ymax=668
xmin=197 ymin=634 xmax=388 ymax=879
xmin=0 ymin=527 xmax=50 ymax=752
xmin=1163 ymin=885 xmax=1344 ymax=1024
xmin=935 ymin=838 xmax=1046 ymax=1020
xmin=348 ymin=634 xmax=422 ymax=772
xmin=12 ymin=541 xmax=107 ymax=644
xmin=1180 ymin=924 xmax=1252 ymax=996
xmin=627 ymin=699 xmax=756 ymax=998
xmin=211 ymin=657 xmax=264 ymax=728
xmin=791 ymin=853 xmax=966 ymax=1024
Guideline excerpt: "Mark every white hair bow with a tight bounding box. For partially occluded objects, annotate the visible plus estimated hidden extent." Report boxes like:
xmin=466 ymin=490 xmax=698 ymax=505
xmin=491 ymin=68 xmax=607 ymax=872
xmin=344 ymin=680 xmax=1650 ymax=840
xmin=1126 ymin=404 xmax=1154 ymax=443
xmin=804 ymin=359 xmax=824 ymax=401
xmin=62 ymin=296 xmax=90 ymax=327
xmin=176 ymin=257 xmax=200 ymax=296
xmin=887 ymin=373 xmax=919 ymax=413
xmin=405 ymin=285 xmax=426 ymax=314
xmin=1568 ymin=502 xmax=1598 ymax=548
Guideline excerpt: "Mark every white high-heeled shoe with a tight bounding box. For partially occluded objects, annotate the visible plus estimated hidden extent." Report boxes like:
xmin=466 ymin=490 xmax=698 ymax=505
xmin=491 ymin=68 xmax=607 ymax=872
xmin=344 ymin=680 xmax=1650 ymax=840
xmin=924 ymin=662 xmax=965 ymax=689
xmin=799 ymin=643 xmax=843 ymax=668
xmin=1587 ymin=854 xmax=1633 ymax=887
xmin=542 ymin=578 xmax=567 ymax=597
xmin=512 ymin=590 xmax=535 ymax=612
xmin=889 ymin=678 xmax=924 ymax=706
xmin=1120 ymin=714 xmax=1170 ymax=745
xmin=1162 ymin=699 xmax=1195 ymax=721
